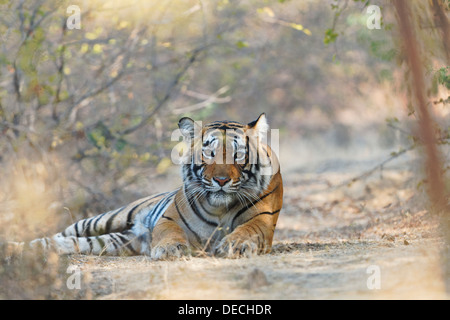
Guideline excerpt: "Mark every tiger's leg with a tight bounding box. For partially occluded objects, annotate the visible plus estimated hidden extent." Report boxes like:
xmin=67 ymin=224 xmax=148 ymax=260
xmin=29 ymin=229 xmax=149 ymax=256
xmin=150 ymin=215 xmax=190 ymax=260
xmin=215 ymin=211 xmax=280 ymax=258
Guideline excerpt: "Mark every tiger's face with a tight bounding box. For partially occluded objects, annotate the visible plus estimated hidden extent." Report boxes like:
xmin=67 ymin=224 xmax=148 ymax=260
xmin=178 ymin=113 xmax=274 ymax=208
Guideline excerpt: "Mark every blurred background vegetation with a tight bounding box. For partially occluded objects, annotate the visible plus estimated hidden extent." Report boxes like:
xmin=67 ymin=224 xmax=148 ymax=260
xmin=0 ymin=0 xmax=448 ymax=298
xmin=0 ymin=0 xmax=448 ymax=235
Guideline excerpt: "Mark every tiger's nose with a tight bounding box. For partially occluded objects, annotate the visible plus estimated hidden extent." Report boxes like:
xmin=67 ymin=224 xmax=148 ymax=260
xmin=213 ymin=176 xmax=231 ymax=187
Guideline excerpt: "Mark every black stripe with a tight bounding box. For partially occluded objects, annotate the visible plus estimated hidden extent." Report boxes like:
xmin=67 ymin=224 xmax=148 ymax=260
xmin=245 ymin=136 xmax=250 ymax=165
xmin=255 ymin=143 xmax=260 ymax=171
xmin=96 ymin=236 xmax=105 ymax=251
xmin=174 ymin=198 xmax=202 ymax=244
xmin=191 ymin=200 xmax=218 ymax=227
xmin=86 ymin=237 xmax=93 ymax=253
xmin=116 ymin=233 xmax=138 ymax=255
xmin=193 ymin=165 xmax=204 ymax=179
xmin=108 ymin=234 xmax=121 ymax=251
xmin=84 ymin=217 xmax=95 ymax=237
xmin=242 ymin=209 xmax=281 ymax=225
xmin=197 ymin=197 xmax=219 ymax=216
xmin=126 ymin=200 xmax=149 ymax=227
xmin=105 ymin=206 xmax=126 ymax=233
xmin=203 ymin=139 xmax=212 ymax=147
xmin=126 ymin=194 xmax=166 ymax=228
xmin=161 ymin=215 xmax=175 ymax=222
xmin=206 ymin=125 xmax=242 ymax=131
xmin=231 ymin=185 xmax=279 ymax=228
xmin=242 ymin=168 xmax=255 ymax=180
xmin=74 ymin=222 xmax=80 ymax=237
xmin=93 ymin=212 xmax=108 ymax=233
xmin=147 ymin=191 xmax=177 ymax=228
xmin=81 ymin=219 xmax=88 ymax=236
xmin=186 ymin=188 xmax=218 ymax=227
xmin=206 ymin=121 xmax=243 ymax=128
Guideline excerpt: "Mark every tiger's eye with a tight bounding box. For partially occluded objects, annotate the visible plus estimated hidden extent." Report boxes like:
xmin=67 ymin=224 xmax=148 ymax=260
xmin=203 ymin=149 xmax=215 ymax=158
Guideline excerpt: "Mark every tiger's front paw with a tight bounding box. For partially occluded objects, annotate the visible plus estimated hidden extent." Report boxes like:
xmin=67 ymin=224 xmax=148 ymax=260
xmin=150 ymin=242 xmax=189 ymax=260
xmin=214 ymin=235 xmax=259 ymax=259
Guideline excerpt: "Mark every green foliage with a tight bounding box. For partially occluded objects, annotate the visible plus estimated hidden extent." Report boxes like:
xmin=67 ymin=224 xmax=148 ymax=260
xmin=431 ymin=67 xmax=450 ymax=105
xmin=324 ymin=28 xmax=338 ymax=45
xmin=324 ymin=0 xmax=373 ymax=46
xmin=235 ymin=40 xmax=249 ymax=49
xmin=367 ymin=40 xmax=396 ymax=62
xmin=436 ymin=67 xmax=450 ymax=90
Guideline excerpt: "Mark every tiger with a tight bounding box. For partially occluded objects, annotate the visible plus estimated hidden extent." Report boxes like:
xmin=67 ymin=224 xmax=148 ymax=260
xmin=9 ymin=113 xmax=283 ymax=260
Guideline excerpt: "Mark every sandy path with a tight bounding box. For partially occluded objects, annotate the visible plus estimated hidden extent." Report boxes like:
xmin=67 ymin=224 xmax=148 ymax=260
xmin=71 ymin=237 xmax=445 ymax=299
xmin=69 ymin=159 xmax=448 ymax=299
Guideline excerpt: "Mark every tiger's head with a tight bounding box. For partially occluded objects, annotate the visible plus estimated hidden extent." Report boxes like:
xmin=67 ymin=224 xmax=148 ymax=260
xmin=177 ymin=113 xmax=279 ymax=208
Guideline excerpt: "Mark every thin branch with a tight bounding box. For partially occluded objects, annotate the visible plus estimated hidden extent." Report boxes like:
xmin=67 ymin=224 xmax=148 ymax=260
xmin=119 ymin=46 xmax=207 ymax=136
xmin=329 ymin=144 xmax=415 ymax=190
xmin=64 ymin=28 xmax=147 ymax=127
xmin=431 ymin=0 xmax=450 ymax=63
xmin=328 ymin=133 xmax=450 ymax=191
xmin=329 ymin=0 xmax=349 ymax=59
xmin=11 ymin=2 xmax=58 ymax=112
xmin=0 ymin=120 xmax=38 ymax=135
xmin=172 ymin=85 xmax=231 ymax=114
xmin=53 ymin=18 xmax=68 ymax=121
xmin=387 ymin=122 xmax=411 ymax=136
xmin=12 ymin=61 xmax=21 ymax=102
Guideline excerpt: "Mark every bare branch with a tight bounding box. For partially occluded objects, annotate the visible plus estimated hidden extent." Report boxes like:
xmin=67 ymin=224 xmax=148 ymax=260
xmin=329 ymin=144 xmax=415 ymax=190
xmin=119 ymin=46 xmax=207 ymax=136
xmin=63 ymin=27 xmax=147 ymax=127
xmin=172 ymin=85 xmax=231 ymax=114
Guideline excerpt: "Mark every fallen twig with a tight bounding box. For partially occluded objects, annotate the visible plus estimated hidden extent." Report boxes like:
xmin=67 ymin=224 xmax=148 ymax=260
xmin=329 ymin=144 xmax=416 ymax=190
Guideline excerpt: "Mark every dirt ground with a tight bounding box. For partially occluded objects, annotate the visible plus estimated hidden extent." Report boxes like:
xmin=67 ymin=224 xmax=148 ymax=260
xmin=67 ymin=141 xmax=449 ymax=300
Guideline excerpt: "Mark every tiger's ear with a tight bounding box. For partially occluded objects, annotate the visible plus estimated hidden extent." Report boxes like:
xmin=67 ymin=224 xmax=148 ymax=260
xmin=178 ymin=117 xmax=200 ymax=139
xmin=246 ymin=113 xmax=269 ymax=137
